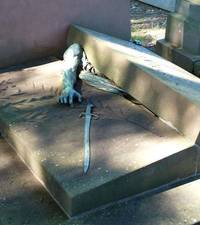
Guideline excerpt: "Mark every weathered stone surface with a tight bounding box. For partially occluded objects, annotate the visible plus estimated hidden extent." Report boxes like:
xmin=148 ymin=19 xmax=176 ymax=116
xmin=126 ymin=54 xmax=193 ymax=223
xmin=1 ymin=136 xmax=200 ymax=225
xmin=156 ymin=39 xmax=174 ymax=61
xmin=176 ymin=0 xmax=200 ymax=21
xmin=165 ymin=13 xmax=186 ymax=48
xmin=156 ymin=0 xmax=200 ymax=74
xmin=66 ymin=178 xmax=200 ymax=225
xmin=68 ymin=25 xmax=200 ymax=146
xmin=183 ymin=20 xmax=200 ymax=54
xmin=139 ymin=0 xmax=176 ymax=12
xmin=194 ymin=61 xmax=200 ymax=77
xmin=0 ymin=59 xmax=196 ymax=217
xmin=155 ymin=0 xmax=200 ymax=76
xmin=0 ymin=0 xmax=130 ymax=69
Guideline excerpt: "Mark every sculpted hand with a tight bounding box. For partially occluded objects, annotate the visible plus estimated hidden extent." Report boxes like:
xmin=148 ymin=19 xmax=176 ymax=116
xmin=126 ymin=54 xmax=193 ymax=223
xmin=59 ymin=87 xmax=82 ymax=105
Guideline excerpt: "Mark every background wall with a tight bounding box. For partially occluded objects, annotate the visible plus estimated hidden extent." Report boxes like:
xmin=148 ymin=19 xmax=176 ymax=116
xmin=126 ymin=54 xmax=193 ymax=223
xmin=0 ymin=0 xmax=130 ymax=69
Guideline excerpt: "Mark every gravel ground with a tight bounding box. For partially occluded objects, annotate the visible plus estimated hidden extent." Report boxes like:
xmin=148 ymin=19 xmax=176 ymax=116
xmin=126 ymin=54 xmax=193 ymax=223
xmin=1 ymin=137 xmax=200 ymax=225
xmin=130 ymin=0 xmax=168 ymax=47
xmin=0 ymin=137 xmax=66 ymax=225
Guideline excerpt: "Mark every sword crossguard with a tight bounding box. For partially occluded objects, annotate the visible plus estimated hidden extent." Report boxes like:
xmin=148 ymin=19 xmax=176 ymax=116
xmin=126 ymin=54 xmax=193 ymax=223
xmin=79 ymin=112 xmax=99 ymax=120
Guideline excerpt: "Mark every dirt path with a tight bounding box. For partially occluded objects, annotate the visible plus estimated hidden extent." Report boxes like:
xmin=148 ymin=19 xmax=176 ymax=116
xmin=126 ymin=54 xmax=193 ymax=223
xmin=130 ymin=0 xmax=168 ymax=47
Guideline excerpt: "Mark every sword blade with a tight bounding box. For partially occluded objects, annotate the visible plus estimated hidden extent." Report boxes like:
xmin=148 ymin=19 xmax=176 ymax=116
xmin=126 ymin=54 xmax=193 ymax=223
xmin=83 ymin=102 xmax=94 ymax=173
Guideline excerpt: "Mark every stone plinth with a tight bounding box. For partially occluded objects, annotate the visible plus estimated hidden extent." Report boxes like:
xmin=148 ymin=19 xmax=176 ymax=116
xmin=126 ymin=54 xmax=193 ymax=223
xmin=0 ymin=0 xmax=130 ymax=69
xmin=1 ymin=25 xmax=200 ymax=216
xmin=0 ymin=60 xmax=195 ymax=217
xmin=156 ymin=0 xmax=200 ymax=76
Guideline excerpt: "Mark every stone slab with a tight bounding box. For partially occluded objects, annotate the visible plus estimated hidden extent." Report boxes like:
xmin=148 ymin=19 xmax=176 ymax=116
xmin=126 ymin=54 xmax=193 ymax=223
xmin=0 ymin=0 xmax=130 ymax=69
xmin=1 ymin=136 xmax=200 ymax=225
xmin=0 ymin=60 xmax=196 ymax=217
xmin=66 ymin=178 xmax=200 ymax=225
xmin=165 ymin=13 xmax=186 ymax=48
xmin=139 ymin=0 xmax=176 ymax=12
xmin=67 ymin=25 xmax=200 ymax=146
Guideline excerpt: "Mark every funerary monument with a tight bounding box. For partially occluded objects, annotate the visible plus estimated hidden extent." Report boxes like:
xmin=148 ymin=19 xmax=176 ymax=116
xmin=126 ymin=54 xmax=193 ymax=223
xmin=156 ymin=0 xmax=200 ymax=77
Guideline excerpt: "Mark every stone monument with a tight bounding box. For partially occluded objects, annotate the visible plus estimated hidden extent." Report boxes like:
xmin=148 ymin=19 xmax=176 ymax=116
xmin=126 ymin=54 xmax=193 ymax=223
xmin=156 ymin=0 xmax=200 ymax=77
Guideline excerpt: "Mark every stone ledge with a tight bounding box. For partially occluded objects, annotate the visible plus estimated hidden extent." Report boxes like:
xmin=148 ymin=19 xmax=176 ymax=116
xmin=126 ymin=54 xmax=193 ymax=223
xmin=1 ymin=136 xmax=200 ymax=225
xmin=183 ymin=20 xmax=200 ymax=54
xmin=68 ymin=25 xmax=200 ymax=145
xmin=0 ymin=60 xmax=197 ymax=217
xmin=1 ymin=26 xmax=200 ymax=217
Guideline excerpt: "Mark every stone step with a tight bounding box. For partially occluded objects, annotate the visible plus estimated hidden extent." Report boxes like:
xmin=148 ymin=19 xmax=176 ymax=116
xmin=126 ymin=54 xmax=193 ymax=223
xmin=0 ymin=26 xmax=200 ymax=217
xmin=1 ymin=136 xmax=200 ymax=225
xmin=66 ymin=178 xmax=200 ymax=225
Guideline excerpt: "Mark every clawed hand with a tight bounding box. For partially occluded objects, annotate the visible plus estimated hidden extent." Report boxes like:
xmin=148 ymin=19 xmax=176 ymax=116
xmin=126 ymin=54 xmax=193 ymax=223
xmin=58 ymin=87 xmax=82 ymax=105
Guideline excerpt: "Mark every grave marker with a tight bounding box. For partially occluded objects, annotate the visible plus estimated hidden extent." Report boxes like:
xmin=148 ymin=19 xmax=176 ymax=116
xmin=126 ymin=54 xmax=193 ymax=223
xmin=0 ymin=25 xmax=200 ymax=217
